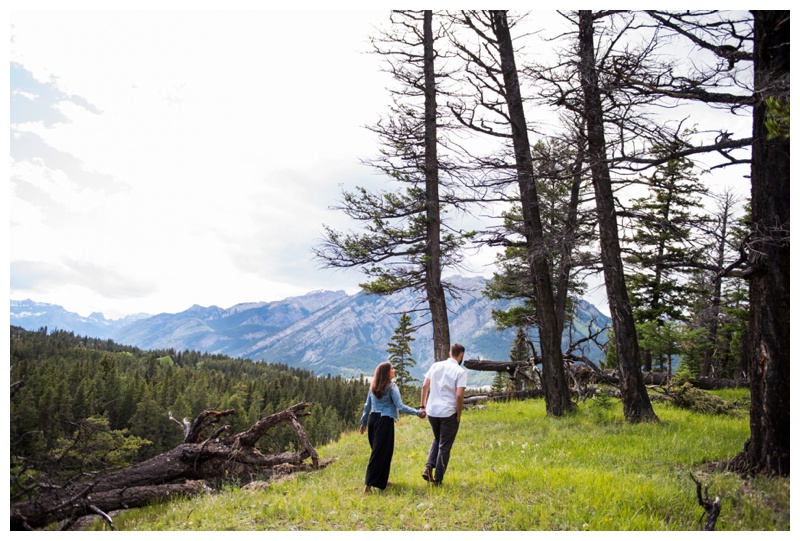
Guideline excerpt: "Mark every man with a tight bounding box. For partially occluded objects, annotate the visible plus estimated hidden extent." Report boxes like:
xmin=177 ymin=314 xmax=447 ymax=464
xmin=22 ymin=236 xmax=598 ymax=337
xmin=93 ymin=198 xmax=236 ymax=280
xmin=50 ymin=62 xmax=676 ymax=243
xmin=420 ymin=343 xmax=467 ymax=486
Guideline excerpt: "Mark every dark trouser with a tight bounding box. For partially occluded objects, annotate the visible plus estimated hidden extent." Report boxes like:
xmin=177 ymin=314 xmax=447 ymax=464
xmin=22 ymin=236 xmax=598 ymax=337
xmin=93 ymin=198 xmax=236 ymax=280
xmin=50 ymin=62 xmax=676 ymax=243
xmin=426 ymin=413 xmax=460 ymax=483
xmin=365 ymin=413 xmax=394 ymax=490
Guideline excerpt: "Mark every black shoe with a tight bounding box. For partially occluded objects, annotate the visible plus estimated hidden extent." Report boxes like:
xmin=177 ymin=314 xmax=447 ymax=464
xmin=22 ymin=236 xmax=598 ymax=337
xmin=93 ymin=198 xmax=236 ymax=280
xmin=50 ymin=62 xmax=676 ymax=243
xmin=422 ymin=466 xmax=432 ymax=482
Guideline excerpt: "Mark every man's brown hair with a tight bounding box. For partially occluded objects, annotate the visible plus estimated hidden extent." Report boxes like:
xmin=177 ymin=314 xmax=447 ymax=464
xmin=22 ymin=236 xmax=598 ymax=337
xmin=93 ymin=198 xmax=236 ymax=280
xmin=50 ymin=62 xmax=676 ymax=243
xmin=450 ymin=343 xmax=465 ymax=358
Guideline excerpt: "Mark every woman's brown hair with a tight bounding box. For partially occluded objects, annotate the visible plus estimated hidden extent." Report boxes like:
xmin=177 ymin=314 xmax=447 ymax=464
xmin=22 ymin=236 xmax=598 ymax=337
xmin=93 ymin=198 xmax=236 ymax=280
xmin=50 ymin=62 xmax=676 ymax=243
xmin=371 ymin=362 xmax=393 ymax=399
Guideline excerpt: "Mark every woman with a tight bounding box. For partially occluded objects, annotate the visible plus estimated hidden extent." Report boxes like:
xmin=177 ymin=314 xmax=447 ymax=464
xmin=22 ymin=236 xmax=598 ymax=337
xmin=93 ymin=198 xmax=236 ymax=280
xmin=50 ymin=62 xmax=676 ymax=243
xmin=359 ymin=362 xmax=425 ymax=493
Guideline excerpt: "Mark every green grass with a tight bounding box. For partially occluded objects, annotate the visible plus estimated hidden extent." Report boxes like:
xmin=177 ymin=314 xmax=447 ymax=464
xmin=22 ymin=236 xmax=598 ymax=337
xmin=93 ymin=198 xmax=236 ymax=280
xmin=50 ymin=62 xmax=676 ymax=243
xmin=93 ymin=393 xmax=789 ymax=531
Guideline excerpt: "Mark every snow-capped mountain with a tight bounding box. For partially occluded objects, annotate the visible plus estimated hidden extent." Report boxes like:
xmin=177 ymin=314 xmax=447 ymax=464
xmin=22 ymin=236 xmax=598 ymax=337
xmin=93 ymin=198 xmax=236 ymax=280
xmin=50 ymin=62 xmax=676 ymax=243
xmin=10 ymin=299 xmax=150 ymax=339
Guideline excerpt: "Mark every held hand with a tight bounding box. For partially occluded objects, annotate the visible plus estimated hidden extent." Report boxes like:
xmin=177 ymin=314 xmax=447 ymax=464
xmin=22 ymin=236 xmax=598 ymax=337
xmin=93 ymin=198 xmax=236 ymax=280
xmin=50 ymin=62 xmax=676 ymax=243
xmin=360 ymin=425 xmax=366 ymax=435
xmin=419 ymin=411 xmax=426 ymax=419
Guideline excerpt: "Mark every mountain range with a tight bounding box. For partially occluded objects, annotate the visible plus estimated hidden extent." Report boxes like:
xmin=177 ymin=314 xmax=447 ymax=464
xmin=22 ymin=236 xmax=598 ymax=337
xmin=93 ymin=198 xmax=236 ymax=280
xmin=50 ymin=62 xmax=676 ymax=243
xmin=10 ymin=276 xmax=611 ymax=384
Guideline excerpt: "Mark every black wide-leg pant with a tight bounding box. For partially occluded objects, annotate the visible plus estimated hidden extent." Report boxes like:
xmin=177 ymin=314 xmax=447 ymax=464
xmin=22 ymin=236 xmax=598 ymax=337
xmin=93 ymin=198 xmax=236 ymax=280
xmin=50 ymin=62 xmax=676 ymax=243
xmin=365 ymin=412 xmax=395 ymax=490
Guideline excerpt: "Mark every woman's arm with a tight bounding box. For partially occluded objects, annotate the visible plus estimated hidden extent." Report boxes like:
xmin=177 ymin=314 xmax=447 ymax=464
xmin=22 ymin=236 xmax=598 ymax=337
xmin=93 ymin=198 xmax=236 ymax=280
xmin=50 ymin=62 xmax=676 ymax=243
xmin=359 ymin=390 xmax=372 ymax=427
xmin=391 ymin=383 xmax=421 ymax=416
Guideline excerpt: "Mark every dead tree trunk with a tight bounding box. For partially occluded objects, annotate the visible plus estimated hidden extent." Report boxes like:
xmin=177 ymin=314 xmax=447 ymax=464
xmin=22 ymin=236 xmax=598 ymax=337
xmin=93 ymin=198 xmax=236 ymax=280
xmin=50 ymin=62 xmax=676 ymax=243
xmin=11 ymin=402 xmax=321 ymax=531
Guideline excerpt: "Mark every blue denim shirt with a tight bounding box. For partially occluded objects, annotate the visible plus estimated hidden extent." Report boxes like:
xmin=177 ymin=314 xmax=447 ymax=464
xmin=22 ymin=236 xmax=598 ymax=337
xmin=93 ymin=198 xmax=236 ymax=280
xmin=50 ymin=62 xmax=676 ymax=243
xmin=360 ymin=382 xmax=420 ymax=426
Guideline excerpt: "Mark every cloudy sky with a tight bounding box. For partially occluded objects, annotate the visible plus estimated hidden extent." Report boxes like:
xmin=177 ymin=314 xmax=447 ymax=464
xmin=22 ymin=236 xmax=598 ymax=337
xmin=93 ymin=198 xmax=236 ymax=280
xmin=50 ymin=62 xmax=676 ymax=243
xmin=9 ymin=5 xmax=754 ymax=321
xmin=9 ymin=6 xmax=439 ymax=319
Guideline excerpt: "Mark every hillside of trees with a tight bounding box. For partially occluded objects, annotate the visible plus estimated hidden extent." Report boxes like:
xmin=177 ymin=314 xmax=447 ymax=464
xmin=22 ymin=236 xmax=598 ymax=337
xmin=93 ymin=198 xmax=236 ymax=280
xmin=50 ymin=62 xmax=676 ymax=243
xmin=10 ymin=326 xmax=370 ymax=501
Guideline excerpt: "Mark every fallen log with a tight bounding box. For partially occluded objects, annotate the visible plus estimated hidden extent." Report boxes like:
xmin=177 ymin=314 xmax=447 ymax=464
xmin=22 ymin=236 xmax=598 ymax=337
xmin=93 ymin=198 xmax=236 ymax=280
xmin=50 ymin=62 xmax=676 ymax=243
xmin=11 ymin=402 xmax=320 ymax=531
xmin=465 ymin=389 xmax=546 ymax=404
xmin=463 ymin=358 xmax=530 ymax=373
xmin=463 ymin=351 xmax=604 ymax=372
xmin=571 ymin=367 xmax=747 ymax=390
xmin=465 ymin=359 xmax=747 ymax=391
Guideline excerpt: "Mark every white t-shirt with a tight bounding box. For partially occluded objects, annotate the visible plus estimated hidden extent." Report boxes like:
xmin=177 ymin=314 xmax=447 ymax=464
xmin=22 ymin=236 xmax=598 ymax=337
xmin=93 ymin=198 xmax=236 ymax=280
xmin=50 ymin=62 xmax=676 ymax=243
xmin=424 ymin=357 xmax=468 ymax=418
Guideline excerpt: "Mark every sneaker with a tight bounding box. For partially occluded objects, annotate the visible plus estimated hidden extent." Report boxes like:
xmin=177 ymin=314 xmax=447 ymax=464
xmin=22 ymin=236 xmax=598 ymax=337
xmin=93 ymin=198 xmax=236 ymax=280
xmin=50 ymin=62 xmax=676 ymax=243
xmin=422 ymin=466 xmax=432 ymax=482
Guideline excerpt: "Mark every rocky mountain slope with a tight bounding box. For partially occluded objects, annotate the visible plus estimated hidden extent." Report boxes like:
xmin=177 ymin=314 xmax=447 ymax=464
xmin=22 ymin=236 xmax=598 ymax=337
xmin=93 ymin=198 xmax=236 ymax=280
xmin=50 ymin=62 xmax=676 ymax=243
xmin=11 ymin=277 xmax=610 ymax=381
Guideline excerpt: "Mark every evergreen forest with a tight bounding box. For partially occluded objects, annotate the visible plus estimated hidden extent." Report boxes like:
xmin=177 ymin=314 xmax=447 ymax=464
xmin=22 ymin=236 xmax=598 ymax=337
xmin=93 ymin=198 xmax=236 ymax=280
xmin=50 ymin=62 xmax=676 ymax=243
xmin=9 ymin=326 xmax=370 ymax=496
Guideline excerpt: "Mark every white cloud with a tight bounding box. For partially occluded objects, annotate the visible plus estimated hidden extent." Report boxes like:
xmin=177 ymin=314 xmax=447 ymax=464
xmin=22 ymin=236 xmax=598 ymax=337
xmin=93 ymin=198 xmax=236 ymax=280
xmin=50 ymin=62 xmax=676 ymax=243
xmin=12 ymin=88 xmax=37 ymax=101
xmin=10 ymin=9 xmax=392 ymax=317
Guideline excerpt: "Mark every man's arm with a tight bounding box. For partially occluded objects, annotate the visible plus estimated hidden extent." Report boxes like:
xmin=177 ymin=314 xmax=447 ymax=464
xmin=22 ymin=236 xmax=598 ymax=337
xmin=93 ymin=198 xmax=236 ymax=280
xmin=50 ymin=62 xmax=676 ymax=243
xmin=421 ymin=378 xmax=430 ymax=409
xmin=456 ymin=386 xmax=465 ymax=423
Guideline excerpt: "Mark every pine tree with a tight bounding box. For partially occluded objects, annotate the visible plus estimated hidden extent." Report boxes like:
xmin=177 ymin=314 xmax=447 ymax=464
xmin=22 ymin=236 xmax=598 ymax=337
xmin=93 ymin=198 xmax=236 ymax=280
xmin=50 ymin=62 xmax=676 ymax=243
xmin=386 ymin=312 xmax=418 ymax=398
xmin=491 ymin=370 xmax=510 ymax=395
xmin=314 ymin=11 xmax=462 ymax=362
xmin=484 ymin=137 xmax=593 ymax=332
xmin=624 ymin=141 xmax=708 ymax=327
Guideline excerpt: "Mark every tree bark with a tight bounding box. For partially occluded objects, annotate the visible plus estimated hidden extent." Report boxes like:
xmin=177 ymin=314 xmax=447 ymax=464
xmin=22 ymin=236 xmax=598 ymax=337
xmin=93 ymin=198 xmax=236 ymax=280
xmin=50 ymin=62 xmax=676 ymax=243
xmin=11 ymin=402 xmax=321 ymax=531
xmin=423 ymin=10 xmax=451 ymax=362
xmin=731 ymin=10 xmax=790 ymax=476
xmin=577 ymin=10 xmax=657 ymax=422
xmin=491 ymin=10 xmax=573 ymax=416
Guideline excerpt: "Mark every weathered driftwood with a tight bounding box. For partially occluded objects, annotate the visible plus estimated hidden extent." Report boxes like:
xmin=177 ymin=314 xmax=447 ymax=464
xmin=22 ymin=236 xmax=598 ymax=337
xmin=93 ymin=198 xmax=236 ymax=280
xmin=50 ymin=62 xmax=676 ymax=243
xmin=11 ymin=402 xmax=321 ymax=531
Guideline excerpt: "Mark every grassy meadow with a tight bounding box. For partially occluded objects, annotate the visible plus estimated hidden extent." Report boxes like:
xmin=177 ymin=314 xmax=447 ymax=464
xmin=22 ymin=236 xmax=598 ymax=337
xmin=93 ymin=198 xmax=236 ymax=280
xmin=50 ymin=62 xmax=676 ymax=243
xmin=90 ymin=390 xmax=789 ymax=531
